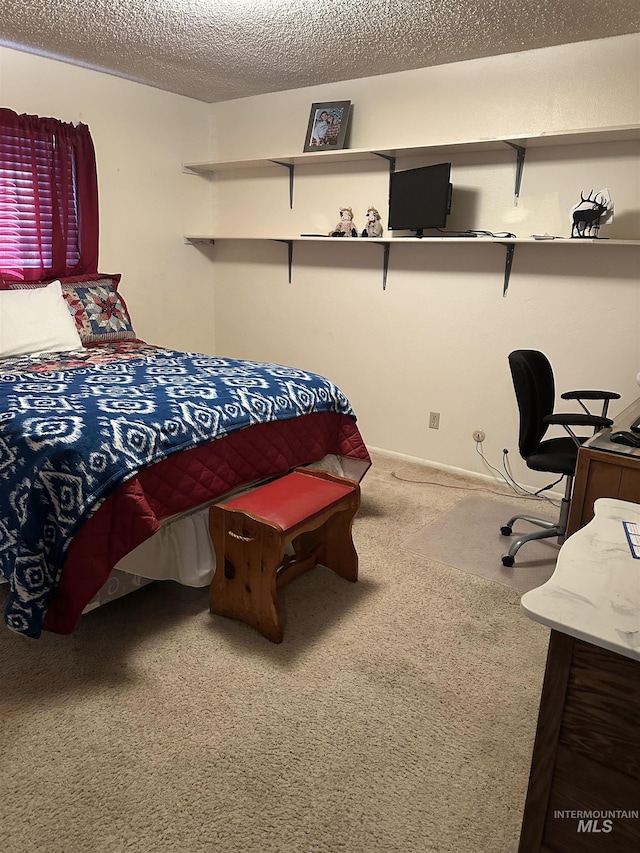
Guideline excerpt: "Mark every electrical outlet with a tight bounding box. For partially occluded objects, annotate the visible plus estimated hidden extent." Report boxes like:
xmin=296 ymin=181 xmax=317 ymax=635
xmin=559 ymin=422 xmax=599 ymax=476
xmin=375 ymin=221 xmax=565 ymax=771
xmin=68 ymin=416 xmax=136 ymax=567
xmin=473 ymin=429 xmax=486 ymax=443
xmin=429 ymin=411 xmax=440 ymax=430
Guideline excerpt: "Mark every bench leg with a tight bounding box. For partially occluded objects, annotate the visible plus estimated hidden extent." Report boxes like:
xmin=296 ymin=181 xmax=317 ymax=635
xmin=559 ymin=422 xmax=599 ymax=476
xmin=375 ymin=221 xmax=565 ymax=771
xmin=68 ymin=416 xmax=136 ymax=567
xmin=289 ymin=508 xmax=358 ymax=584
xmin=322 ymin=507 xmax=359 ymax=582
xmin=209 ymin=509 xmax=285 ymax=643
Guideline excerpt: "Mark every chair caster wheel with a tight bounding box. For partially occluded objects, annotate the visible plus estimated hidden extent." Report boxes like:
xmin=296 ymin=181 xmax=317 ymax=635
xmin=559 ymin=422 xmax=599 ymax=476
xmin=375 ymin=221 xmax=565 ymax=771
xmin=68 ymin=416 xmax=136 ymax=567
xmin=502 ymin=554 xmax=515 ymax=567
xmin=500 ymin=526 xmax=512 ymax=536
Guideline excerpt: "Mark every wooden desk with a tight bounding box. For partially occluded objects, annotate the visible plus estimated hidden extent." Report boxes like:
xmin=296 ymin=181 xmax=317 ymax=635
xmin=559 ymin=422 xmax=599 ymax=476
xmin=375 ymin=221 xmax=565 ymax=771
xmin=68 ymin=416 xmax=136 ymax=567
xmin=517 ymin=631 xmax=640 ymax=852
xmin=568 ymin=397 xmax=640 ymax=536
xmin=518 ymin=401 xmax=640 ymax=852
xmin=568 ymin=447 xmax=640 ymax=537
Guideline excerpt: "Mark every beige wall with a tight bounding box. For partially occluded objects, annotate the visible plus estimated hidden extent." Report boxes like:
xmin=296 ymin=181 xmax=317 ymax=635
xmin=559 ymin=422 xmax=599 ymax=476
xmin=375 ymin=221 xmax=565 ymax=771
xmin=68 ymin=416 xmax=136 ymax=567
xmin=1 ymin=36 xmax=639 ymax=488
xmin=0 ymin=45 xmax=214 ymax=353
xmin=206 ymin=34 xmax=640 ymax=487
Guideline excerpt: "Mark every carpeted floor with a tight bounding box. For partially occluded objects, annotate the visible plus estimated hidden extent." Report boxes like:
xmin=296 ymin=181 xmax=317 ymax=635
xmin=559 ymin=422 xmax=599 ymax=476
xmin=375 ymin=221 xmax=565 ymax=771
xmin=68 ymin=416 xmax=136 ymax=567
xmin=0 ymin=452 xmax=550 ymax=853
xmin=402 ymin=492 xmax=559 ymax=593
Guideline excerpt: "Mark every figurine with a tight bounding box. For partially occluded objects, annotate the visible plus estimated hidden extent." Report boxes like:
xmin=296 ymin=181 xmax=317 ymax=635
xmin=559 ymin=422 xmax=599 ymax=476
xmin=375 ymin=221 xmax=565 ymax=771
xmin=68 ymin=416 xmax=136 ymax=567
xmin=330 ymin=207 xmax=358 ymax=237
xmin=361 ymin=206 xmax=383 ymax=238
xmin=570 ymin=188 xmax=612 ymax=238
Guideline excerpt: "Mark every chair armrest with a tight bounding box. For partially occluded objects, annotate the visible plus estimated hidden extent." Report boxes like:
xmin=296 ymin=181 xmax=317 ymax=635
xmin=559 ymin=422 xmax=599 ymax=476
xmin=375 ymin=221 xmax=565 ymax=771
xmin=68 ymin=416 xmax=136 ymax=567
xmin=560 ymin=389 xmax=620 ymax=421
xmin=561 ymin=390 xmax=621 ymax=401
xmin=545 ymin=412 xmax=613 ymax=448
xmin=545 ymin=413 xmax=613 ymax=429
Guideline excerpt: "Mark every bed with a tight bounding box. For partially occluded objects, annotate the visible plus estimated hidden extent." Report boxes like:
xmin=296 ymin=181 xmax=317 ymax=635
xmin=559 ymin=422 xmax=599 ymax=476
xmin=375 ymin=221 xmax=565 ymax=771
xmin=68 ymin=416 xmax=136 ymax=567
xmin=0 ymin=276 xmax=370 ymax=638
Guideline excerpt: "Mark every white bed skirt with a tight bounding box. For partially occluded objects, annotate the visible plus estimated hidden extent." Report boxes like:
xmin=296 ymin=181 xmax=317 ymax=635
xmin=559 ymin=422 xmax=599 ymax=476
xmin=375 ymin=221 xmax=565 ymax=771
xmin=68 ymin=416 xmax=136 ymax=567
xmin=112 ymin=453 xmax=363 ymax=588
xmin=84 ymin=453 xmax=369 ymax=616
xmin=115 ymin=503 xmax=216 ymax=587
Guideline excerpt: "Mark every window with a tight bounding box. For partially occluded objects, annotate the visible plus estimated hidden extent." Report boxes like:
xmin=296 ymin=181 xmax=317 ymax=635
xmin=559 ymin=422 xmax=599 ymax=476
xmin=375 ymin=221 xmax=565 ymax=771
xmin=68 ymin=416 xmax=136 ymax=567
xmin=0 ymin=108 xmax=99 ymax=282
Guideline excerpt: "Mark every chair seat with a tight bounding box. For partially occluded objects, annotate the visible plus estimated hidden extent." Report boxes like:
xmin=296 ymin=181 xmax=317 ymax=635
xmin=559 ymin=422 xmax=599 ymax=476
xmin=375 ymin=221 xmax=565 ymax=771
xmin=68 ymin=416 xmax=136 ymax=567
xmin=526 ymin=436 xmax=587 ymax=476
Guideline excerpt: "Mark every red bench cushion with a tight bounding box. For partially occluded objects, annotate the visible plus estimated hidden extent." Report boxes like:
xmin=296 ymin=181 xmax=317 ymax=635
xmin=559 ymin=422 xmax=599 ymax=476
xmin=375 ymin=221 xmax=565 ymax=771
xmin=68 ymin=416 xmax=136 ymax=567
xmin=219 ymin=470 xmax=356 ymax=533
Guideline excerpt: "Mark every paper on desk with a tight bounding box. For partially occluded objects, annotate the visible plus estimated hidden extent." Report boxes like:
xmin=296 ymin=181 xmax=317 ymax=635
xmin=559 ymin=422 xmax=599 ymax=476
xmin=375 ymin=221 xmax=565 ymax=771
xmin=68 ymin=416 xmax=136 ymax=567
xmin=622 ymin=521 xmax=640 ymax=558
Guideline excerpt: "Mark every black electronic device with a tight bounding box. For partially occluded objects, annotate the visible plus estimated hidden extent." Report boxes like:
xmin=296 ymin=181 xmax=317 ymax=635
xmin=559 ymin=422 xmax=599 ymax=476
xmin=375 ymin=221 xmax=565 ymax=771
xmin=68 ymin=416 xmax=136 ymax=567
xmin=610 ymin=430 xmax=640 ymax=448
xmin=388 ymin=162 xmax=452 ymax=237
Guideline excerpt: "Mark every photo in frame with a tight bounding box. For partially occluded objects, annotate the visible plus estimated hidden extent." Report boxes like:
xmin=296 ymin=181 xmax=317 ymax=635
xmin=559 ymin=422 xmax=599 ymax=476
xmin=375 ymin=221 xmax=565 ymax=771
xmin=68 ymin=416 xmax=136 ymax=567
xmin=303 ymin=101 xmax=352 ymax=153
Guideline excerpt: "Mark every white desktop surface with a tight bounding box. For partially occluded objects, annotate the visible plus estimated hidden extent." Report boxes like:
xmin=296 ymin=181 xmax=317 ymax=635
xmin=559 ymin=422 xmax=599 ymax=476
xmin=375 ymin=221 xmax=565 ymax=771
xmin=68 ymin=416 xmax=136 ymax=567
xmin=521 ymin=497 xmax=640 ymax=661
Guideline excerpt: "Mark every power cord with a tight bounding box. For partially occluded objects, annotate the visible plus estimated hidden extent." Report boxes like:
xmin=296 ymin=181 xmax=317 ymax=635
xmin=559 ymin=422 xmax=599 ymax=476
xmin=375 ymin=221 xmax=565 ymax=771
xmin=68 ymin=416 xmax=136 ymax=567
xmin=502 ymin=449 xmax=562 ymax=502
xmin=465 ymin=229 xmax=517 ymax=238
xmin=434 ymin=228 xmax=517 ymax=239
xmin=480 ymin=442 xmax=561 ymax=507
xmin=391 ymin=442 xmax=556 ymax=504
xmin=390 ymin=439 xmax=562 ymax=507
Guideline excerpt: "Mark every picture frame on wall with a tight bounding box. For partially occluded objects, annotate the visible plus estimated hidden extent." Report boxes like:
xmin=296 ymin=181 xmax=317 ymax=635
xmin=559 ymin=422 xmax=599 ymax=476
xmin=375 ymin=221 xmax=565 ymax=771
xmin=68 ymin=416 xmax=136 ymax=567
xmin=303 ymin=101 xmax=352 ymax=153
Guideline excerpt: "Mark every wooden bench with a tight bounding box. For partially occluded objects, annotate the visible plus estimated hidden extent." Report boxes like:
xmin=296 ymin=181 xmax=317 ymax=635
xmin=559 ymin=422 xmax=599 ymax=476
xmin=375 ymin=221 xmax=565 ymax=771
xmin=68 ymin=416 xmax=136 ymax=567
xmin=208 ymin=467 xmax=360 ymax=642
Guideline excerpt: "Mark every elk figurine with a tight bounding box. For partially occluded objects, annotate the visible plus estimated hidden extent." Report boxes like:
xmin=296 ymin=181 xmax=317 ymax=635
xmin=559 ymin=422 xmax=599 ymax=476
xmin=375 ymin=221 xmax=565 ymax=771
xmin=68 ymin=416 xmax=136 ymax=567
xmin=571 ymin=190 xmax=610 ymax=238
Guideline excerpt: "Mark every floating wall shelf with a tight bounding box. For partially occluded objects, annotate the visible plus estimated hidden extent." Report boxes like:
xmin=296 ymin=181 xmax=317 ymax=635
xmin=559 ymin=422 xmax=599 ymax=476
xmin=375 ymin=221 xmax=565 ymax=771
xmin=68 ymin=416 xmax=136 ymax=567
xmin=183 ymin=236 xmax=640 ymax=294
xmin=183 ymin=125 xmax=640 ymax=207
xmin=183 ymin=124 xmax=639 ymax=293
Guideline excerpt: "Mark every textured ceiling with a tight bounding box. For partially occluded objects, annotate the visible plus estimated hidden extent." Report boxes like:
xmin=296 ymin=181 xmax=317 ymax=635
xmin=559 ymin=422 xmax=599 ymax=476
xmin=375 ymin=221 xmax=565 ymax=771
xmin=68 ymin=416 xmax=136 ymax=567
xmin=0 ymin=0 xmax=638 ymax=103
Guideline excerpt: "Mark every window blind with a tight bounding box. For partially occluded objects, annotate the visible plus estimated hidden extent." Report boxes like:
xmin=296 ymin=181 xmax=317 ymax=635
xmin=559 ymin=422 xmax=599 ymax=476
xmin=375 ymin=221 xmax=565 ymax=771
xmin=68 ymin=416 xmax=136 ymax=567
xmin=0 ymin=109 xmax=98 ymax=282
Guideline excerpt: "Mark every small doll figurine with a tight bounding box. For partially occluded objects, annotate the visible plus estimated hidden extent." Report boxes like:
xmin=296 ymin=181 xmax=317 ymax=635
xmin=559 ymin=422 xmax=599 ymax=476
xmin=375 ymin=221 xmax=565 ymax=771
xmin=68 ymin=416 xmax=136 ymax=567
xmin=330 ymin=207 xmax=358 ymax=237
xmin=361 ymin=206 xmax=383 ymax=238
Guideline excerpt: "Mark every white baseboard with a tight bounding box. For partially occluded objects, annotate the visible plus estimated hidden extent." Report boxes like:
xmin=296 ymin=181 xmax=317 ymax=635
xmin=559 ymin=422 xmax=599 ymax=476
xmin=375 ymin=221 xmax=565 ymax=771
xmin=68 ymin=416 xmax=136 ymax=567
xmin=367 ymin=445 xmax=564 ymax=502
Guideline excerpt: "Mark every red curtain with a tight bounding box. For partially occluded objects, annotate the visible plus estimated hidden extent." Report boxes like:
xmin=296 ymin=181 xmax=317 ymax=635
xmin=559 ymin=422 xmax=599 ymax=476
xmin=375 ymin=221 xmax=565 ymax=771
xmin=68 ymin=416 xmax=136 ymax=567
xmin=0 ymin=108 xmax=98 ymax=282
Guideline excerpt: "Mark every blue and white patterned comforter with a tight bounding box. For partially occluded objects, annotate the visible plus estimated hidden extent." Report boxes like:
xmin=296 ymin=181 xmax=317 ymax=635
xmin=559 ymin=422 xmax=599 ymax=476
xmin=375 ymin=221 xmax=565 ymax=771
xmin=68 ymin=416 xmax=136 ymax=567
xmin=0 ymin=343 xmax=355 ymax=637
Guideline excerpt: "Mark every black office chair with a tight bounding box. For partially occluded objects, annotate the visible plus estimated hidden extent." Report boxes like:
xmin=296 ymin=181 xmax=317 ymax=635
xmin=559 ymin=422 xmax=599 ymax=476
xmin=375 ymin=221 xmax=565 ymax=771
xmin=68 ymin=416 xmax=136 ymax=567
xmin=500 ymin=350 xmax=619 ymax=567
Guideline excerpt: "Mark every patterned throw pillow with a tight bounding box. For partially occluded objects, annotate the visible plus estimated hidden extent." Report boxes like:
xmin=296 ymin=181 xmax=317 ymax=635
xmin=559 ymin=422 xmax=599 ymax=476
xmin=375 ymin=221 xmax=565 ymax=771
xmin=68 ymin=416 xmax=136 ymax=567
xmin=0 ymin=273 xmax=137 ymax=347
xmin=61 ymin=278 xmax=137 ymax=345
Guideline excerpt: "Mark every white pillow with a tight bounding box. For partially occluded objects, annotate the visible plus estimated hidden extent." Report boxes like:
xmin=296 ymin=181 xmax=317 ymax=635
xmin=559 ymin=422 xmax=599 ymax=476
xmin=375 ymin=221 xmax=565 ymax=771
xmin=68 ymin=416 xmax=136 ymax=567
xmin=0 ymin=281 xmax=83 ymax=359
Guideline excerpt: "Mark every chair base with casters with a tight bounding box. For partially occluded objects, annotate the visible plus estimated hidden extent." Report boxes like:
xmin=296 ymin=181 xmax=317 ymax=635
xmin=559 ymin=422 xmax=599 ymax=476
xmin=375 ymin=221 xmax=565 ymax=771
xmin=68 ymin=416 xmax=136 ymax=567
xmin=500 ymin=477 xmax=572 ymax=567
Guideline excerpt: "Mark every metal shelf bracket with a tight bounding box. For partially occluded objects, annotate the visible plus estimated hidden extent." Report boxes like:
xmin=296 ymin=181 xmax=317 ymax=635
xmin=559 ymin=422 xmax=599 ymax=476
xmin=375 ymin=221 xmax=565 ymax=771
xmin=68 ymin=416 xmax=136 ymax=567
xmin=273 ymin=239 xmax=294 ymax=282
xmin=270 ymin=161 xmax=295 ymax=209
xmin=374 ymin=241 xmax=391 ymax=290
xmin=498 ymin=242 xmax=516 ymax=296
xmin=504 ymin=142 xmax=526 ymax=201
xmin=373 ymin=152 xmax=396 ymax=176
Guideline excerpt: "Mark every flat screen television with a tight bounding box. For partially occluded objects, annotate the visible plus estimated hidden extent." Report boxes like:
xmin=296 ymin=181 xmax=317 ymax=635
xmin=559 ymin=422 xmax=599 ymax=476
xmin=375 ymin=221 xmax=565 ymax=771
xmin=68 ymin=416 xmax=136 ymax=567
xmin=388 ymin=162 xmax=452 ymax=236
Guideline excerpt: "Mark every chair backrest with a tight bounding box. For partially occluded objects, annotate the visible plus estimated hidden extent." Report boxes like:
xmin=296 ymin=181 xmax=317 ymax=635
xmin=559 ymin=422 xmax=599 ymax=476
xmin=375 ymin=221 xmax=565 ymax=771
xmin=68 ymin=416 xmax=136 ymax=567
xmin=508 ymin=350 xmax=555 ymax=459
